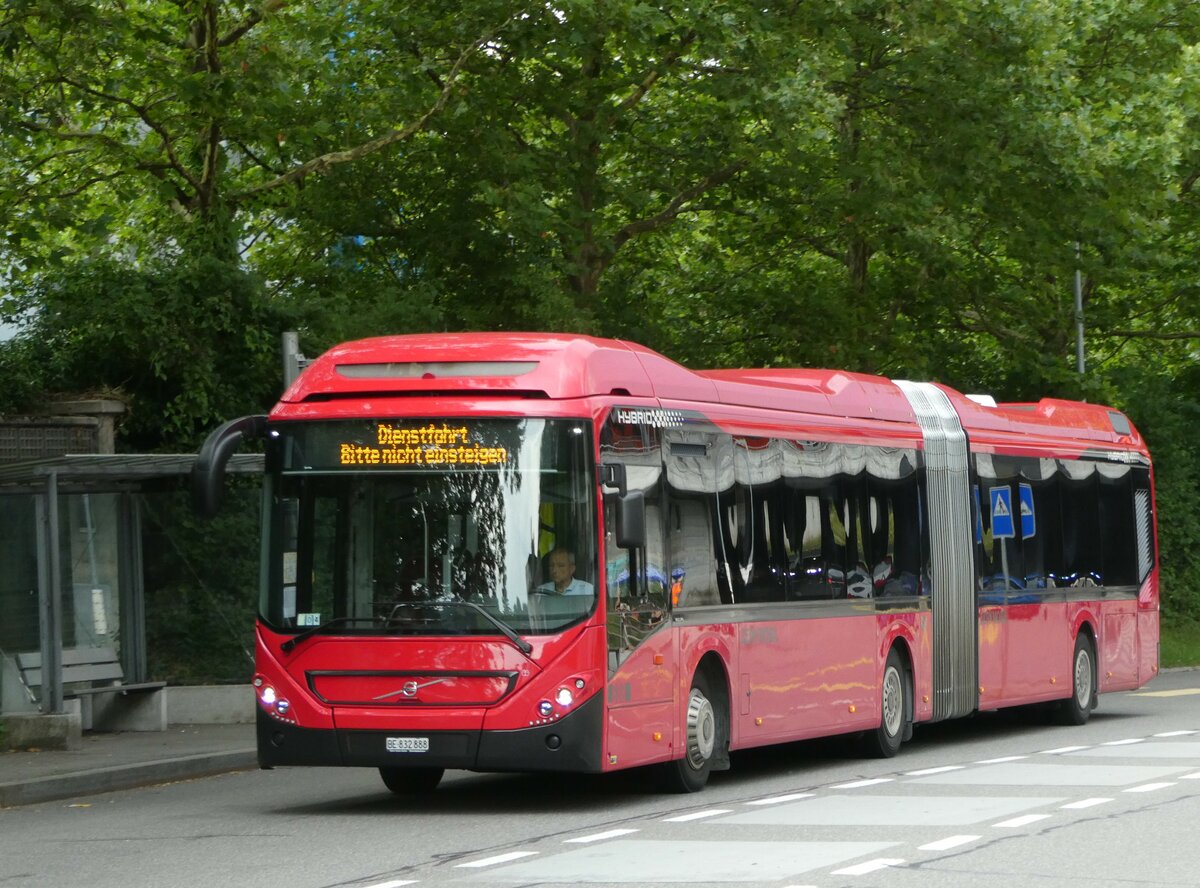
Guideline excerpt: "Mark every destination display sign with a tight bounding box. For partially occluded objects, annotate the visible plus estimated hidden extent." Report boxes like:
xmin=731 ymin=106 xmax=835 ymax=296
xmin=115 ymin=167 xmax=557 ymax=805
xmin=337 ymin=422 xmax=509 ymax=467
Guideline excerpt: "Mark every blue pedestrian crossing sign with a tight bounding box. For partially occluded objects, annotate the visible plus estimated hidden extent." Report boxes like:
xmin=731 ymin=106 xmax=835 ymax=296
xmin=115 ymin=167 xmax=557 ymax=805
xmin=989 ymin=486 xmax=1015 ymax=539
xmin=1019 ymin=483 xmax=1036 ymax=539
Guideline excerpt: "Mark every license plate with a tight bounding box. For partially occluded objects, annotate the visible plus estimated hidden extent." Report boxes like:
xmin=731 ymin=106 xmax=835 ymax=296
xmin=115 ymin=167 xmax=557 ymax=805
xmin=386 ymin=736 xmax=430 ymax=753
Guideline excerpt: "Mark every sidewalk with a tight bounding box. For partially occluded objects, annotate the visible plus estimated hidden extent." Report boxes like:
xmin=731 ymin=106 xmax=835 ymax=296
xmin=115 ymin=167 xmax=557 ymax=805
xmin=0 ymin=723 xmax=257 ymax=808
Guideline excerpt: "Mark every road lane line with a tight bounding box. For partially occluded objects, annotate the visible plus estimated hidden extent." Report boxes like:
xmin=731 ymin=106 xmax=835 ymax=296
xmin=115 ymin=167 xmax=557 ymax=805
xmin=455 ymin=851 xmax=537 ymax=868
xmin=974 ymin=755 xmax=1027 ymax=764
xmin=364 ymin=881 xmax=418 ymax=888
xmin=1040 ymin=745 xmax=1090 ymax=754
xmin=1180 ymin=772 xmax=1200 ymax=780
xmin=1124 ymin=782 xmax=1175 ymax=793
xmin=831 ymin=858 xmax=905 ymax=875
xmin=1060 ymin=798 xmax=1112 ymax=809
xmin=831 ymin=778 xmax=893 ymax=789
xmin=745 ymin=793 xmax=815 ymax=805
xmin=905 ymin=765 xmax=965 ymax=776
xmin=564 ymin=828 xmax=639 ymax=844
xmin=1154 ymin=730 xmax=1198 ymax=736
xmin=662 ymin=809 xmax=732 ymax=822
xmin=1102 ymin=738 xmax=1145 ymax=746
xmin=919 ymin=835 xmax=981 ymax=851
xmin=993 ymin=814 xmax=1052 ymax=828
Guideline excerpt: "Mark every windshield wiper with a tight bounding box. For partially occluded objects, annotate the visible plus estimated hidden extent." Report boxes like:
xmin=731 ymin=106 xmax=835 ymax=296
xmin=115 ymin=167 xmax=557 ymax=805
xmin=452 ymin=600 xmax=533 ymax=655
xmin=280 ymin=617 xmax=378 ymax=653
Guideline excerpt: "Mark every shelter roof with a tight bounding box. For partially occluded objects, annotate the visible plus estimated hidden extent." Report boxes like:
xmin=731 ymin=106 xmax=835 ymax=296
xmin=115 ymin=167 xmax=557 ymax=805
xmin=0 ymin=453 xmax=263 ymax=494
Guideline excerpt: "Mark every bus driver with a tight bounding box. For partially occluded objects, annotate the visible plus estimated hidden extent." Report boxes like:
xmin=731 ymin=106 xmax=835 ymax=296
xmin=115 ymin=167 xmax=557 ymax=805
xmin=537 ymin=547 xmax=594 ymax=596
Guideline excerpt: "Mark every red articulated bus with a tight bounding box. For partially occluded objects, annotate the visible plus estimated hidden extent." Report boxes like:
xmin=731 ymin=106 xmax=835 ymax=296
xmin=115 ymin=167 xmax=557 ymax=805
xmin=193 ymin=333 xmax=1159 ymax=794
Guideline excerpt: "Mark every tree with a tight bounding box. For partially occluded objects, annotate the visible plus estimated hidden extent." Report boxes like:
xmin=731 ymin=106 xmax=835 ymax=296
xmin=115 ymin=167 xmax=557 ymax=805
xmin=0 ymin=0 xmax=508 ymax=442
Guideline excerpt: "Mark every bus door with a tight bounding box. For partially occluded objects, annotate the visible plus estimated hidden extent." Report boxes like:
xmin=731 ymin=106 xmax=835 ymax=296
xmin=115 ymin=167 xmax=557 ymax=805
xmin=975 ymin=459 xmax=1060 ymax=703
xmin=600 ymin=409 xmax=674 ymax=767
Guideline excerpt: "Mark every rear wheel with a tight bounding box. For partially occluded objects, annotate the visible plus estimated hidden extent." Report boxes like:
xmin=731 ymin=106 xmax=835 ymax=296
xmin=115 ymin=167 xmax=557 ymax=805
xmin=379 ymin=767 xmax=444 ymax=795
xmin=1054 ymin=633 xmax=1096 ymax=726
xmin=659 ymin=671 xmax=722 ymax=793
xmin=863 ymin=648 xmax=907 ymax=758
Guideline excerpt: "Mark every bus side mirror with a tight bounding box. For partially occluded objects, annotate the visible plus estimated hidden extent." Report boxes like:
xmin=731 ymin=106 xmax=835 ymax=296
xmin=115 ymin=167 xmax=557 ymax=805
xmin=616 ymin=490 xmax=646 ymax=550
xmin=192 ymin=415 xmax=268 ymax=518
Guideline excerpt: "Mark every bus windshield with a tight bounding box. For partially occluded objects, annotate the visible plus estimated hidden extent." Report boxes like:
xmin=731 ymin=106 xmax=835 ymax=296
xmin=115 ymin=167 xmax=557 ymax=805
xmin=262 ymin=418 xmax=597 ymax=639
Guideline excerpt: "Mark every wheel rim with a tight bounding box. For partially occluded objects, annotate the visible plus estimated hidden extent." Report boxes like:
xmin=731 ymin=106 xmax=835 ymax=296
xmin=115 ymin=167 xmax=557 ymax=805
xmin=1074 ymin=645 xmax=1093 ymax=708
xmin=881 ymin=664 xmax=903 ymax=738
xmin=684 ymin=687 xmax=716 ymax=770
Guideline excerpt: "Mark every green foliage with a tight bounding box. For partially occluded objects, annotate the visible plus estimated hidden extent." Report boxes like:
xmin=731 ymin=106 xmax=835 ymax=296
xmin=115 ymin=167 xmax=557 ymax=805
xmin=2 ymin=0 xmax=1200 ymax=674
xmin=0 ymin=242 xmax=285 ymax=449
xmin=1112 ymin=359 xmax=1200 ymax=622
xmin=1161 ymin=619 xmax=1200 ymax=669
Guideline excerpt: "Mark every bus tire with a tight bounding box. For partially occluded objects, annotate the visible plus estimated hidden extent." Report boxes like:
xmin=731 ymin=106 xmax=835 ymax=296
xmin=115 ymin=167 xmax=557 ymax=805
xmin=1055 ymin=633 xmax=1096 ymax=726
xmin=659 ymin=671 xmax=722 ymax=793
xmin=863 ymin=648 xmax=907 ymax=758
xmin=379 ymin=766 xmax=444 ymax=795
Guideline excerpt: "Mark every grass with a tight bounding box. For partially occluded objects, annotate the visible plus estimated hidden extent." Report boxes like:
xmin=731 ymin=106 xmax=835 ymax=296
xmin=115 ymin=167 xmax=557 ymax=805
xmin=1160 ymin=618 xmax=1200 ymax=668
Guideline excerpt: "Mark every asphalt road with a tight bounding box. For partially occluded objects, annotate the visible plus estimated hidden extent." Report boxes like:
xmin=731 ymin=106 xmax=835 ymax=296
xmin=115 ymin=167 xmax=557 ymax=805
xmin=2 ymin=669 xmax=1198 ymax=888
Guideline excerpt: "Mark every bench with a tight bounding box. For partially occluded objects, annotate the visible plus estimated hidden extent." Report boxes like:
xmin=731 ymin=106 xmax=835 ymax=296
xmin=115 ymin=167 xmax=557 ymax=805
xmin=15 ymin=646 xmax=167 ymax=732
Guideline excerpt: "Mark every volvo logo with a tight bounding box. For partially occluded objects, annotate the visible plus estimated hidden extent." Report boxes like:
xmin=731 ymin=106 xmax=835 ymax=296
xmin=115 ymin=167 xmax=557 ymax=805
xmin=373 ymin=677 xmax=449 ymax=701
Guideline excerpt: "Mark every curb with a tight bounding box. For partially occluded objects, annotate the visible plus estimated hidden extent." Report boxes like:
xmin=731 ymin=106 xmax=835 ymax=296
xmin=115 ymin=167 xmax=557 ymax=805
xmin=0 ymin=749 xmax=257 ymax=808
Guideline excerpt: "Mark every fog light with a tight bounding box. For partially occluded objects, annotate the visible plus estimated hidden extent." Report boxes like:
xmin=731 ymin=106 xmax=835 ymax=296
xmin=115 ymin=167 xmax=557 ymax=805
xmin=555 ymin=687 xmax=574 ymax=707
xmin=260 ymin=686 xmax=277 ymax=705
xmin=537 ymin=700 xmax=553 ymax=718
xmin=275 ymin=698 xmax=290 ymax=715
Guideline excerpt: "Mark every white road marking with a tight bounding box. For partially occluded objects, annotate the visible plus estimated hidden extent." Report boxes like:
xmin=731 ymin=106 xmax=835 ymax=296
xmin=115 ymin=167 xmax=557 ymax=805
xmin=919 ymin=835 xmax=981 ymax=851
xmin=831 ymin=858 xmax=906 ymax=875
xmin=364 ymin=882 xmax=418 ymax=888
xmin=831 ymin=777 xmax=894 ymax=789
xmin=564 ymin=829 xmax=639 ymax=844
xmin=1180 ymin=772 xmax=1200 ymax=780
xmin=974 ymin=755 xmax=1027 ymax=764
xmin=1154 ymin=730 xmax=1198 ymax=737
xmin=1040 ymin=745 xmax=1090 ymax=754
xmin=454 ymin=851 xmax=537 ymax=868
xmin=1123 ymin=782 xmax=1175 ymax=793
xmin=1102 ymin=738 xmax=1145 ymax=746
xmin=1060 ymin=798 xmax=1112 ymax=809
xmin=993 ymin=813 xmax=1052 ymax=828
xmin=1134 ymin=689 xmax=1200 ymax=697
xmin=905 ymin=765 xmax=965 ymax=776
xmin=744 ymin=793 xmax=815 ymax=806
xmin=662 ymin=809 xmax=733 ymax=822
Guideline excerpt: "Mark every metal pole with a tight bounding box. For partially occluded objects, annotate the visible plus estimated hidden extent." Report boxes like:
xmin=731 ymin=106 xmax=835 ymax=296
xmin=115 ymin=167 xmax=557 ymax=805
xmin=282 ymin=331 xmax=301 ymax=389
xmin=1074 ymin=243 xmax=1085 ymax=375
xmin=36 ymin=471 xmax=64 ymax=714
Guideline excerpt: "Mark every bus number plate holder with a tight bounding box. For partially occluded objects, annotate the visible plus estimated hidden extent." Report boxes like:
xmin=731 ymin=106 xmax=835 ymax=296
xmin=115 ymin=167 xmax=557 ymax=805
xmin=386 ymin=737 xmax=430 ymax=753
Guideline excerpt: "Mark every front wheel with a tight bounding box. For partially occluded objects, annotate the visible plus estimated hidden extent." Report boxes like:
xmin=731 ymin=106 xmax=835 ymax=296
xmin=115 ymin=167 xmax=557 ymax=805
xmin=659 ymin=672 xmax=722 ymax=793
xmin=1054 ymin=633 xmax=1096 ymax=726
xmin=862 ymin=648 xmax=907 ymax=758
xmin=379 ymin=767 xmax=444 ymax=795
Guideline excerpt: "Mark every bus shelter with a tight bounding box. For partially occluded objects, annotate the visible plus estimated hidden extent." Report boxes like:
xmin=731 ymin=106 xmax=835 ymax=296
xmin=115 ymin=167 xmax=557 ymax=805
xmin=0 ymin=454 xmax=262 ymax=720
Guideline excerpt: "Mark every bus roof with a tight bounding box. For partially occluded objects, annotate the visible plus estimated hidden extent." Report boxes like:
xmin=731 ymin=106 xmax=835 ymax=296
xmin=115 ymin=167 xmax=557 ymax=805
xmin=278 ymin=333 xmax=1142 ymax=449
